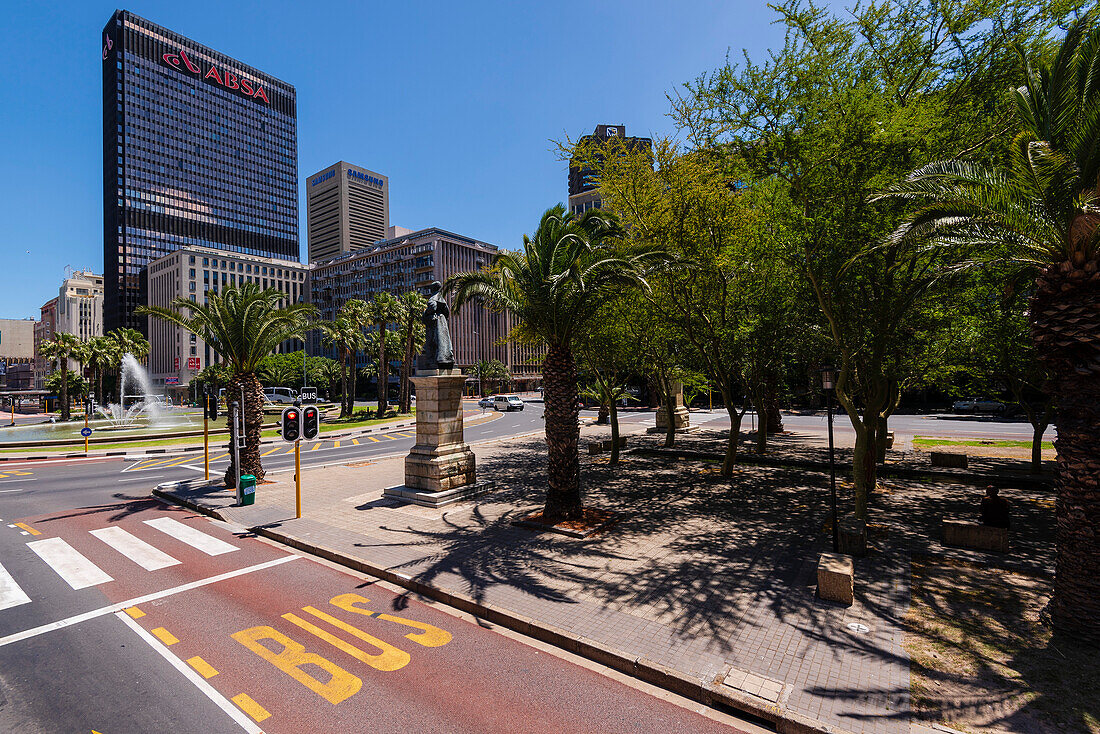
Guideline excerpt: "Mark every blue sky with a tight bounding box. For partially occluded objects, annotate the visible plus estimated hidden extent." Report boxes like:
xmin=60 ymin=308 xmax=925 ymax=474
xmin=0 ymin=0 xmax=805 ymax=319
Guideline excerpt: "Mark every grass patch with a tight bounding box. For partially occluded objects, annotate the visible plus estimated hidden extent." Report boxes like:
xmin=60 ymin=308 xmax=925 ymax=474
xmin=319 ymin=409 xmax=414 ymax=432
xmin=913 ymin=436 xmax=1053 ymax=450
xmin=905 ymin=557 xmax=1098 ymax=733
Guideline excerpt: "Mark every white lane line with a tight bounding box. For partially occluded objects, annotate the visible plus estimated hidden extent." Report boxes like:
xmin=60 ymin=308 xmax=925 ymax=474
xmin=143 ymin=517 xmax=239 ymax=556
xmin=118 ymin=474 xmax=165 ymax=482
xmin=90 ymin=526 xmax=181 ymax=571
xmin=0 ymin=555 xmax=299 ymax=648
xmin=0 ymin=489 xmax=26 ymax=494
xmin=0 ymin=562 xmax=32 ymax=611
xmin=116 ymin=611 xmax=264 ymax=733
xmin=27 ymin=538 xmax=114 ymax=590
xmin=0 ymin=479 xmax=36 ymax=484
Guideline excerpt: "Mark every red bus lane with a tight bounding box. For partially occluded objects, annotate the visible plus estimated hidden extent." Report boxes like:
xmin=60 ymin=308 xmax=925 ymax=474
xmin=7 ymin=501 xmax=739 ymax=733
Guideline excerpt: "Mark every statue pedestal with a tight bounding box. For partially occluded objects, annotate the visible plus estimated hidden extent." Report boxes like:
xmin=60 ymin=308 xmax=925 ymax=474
xmin=648 ymin=379 xmax=697 ymax=434
xmin=382 ymin=371 xmax=493 ymax=508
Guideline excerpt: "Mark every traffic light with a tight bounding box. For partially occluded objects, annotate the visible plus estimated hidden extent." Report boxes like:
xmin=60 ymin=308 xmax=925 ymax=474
xmin=281 ymin=406 xmax=300 ymax=441
xmin=205 ymin=394 xmax=219 ymax=421
xmin=302 ymin=406 xmax=319 ymax=440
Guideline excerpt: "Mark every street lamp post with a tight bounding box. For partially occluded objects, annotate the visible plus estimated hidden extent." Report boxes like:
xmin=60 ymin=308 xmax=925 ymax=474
xmin=820 ymin=366 xmax=839 ymax=553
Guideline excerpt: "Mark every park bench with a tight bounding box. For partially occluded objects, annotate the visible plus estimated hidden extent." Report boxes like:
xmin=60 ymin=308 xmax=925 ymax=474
xmin=817 ymin=552 xmax=854 ymax=605
xmin=942 ymin=518 xmax=1008 ymax=553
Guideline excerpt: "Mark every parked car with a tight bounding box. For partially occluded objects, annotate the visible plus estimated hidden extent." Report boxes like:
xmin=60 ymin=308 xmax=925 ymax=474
xmin=263 ymin=387 xmax=298 ymax=404
xmin=952 ymin=397 xmax=1006 ymax=414
xmin=477 ymin=396 xmax=495 ymax=408
xmin=493 ymin=395 xmax=525 ymax=412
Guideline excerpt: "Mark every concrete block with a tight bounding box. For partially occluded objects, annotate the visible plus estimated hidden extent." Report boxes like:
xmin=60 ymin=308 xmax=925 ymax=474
xmin=942 ymin=519 xmax=1008 ymax=553
xmin=588 ymin=442 xmax=604 ymax=455
xmin=817 ymin=552 xmax=854 ymax=605
xmin=931 ymin=451 xmax=968 ymax=469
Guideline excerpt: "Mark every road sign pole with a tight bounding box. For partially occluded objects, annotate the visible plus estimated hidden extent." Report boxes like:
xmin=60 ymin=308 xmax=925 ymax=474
xmin=83 ymin=411 xmax=89 ymax=456
xmin=295 ymin=439 xmax=302 ymax=519
xmin=203 ymin=395 xmax=210 ymax=481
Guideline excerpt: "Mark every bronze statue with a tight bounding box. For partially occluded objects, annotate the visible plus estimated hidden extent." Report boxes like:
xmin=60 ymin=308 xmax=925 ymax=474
xmin=417 ymin=281 xmax=455 ymax=371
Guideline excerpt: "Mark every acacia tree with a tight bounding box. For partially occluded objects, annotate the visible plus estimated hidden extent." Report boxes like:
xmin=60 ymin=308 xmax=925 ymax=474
xmin=875 ymin=15 xmax=1100 ymax=640
xmin=449 ymin=205 xmax=653 ymax=519
xmin=140 ymin=284 xmax=315 ymax=485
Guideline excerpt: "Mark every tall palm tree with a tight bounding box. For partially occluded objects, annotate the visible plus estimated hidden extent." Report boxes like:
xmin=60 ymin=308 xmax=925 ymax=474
xmin=874 ymin=15 xmax=1100 ymax=642
xmin=106 ymin=327 xmax=150 ymax=402
xmin=313 ymin=358 xmax=343 ymax=403
xmin=79 ymin=336 xmax=119 ymax=406
xmin=449 ymin=204 xmax=652 ymax=519
xmin=318 ymin=301 xmax=369 ymax=418
xmin=367 ymin=292 xmax=403 ymax=415
xmin=395 ymin=291 xmax=427 ymax=414
xmin=39 ymin=333 xmax=82 ymax=421
xmin=139 ymin=284 xmax=316 ymax=486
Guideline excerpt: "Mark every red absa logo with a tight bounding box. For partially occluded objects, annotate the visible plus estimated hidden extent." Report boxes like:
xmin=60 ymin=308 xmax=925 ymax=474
xmin=161 ymin=48 xmax=270 ymax=105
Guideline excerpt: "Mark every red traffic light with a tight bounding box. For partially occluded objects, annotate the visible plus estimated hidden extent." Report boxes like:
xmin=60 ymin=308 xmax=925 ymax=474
xmin=287 ymin=411 xmax=298 ymax=420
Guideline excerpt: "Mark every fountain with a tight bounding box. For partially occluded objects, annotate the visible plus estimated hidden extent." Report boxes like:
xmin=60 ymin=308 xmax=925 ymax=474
xmin=94 ymin=353 xmax=169 ymax=430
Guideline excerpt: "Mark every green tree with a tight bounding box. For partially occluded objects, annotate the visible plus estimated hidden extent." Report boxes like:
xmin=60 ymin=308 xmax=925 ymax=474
xmin=309 ymin=357 xmax=342 ymax=402
xmin=367 ymin=292 xmax=403 ymax=415
xmin=469 ymin=359 xmax=511 ymax=397
xmin=874 ymin=15 xmax=1100 ymax=641
xmin=193 ymin=362 xmax=232 ymax=403
xmin=449 ymin=205 xmax=653 ymax=519
xmin=46 ymin=370 xmax=88 ymax=411
xmin=74 ymin=335 xmax=118 ymax=408
xmin=318 ymin=300 xmax=370 ymax=418
xmin=394 ymin=291 xmax=427 ymax=413
xmin=257 ymin=353 xmax=301 ymax=388
xmin=140 ymin=284 xmax=316 ymax=485
xmin=39 ymin=333 xmax=82 ymax=420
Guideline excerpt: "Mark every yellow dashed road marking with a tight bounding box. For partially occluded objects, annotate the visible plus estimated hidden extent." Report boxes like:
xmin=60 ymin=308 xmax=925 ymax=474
xmin=261 ymin=447 xmax=281 ymax=457
xmin=351 ymin=438 xmax=360 ymax=445
xmin=14 ymin=523 xmax=40 ymax=536
xmin=367 ymin=436 xmax=380 ymax=442
xmin=124 ymin=606 xmax=145 ymax=619
xmin=311 ymin=442 xmax=322 ymax=451
xmin=151 ymin=627 xmax=179 ymax=645
xmin=332 ymin=440 xmax=341 ymax=449
xmin=232 ymin=693 xmax=270 ymax=722
xmin=187 ymin=656 xmax=219 ymax=679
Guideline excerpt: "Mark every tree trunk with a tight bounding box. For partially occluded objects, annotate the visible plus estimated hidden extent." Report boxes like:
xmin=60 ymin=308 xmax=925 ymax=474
xmin=721 ymin=399 xmax=746 ymax=478
xmin=1032 ymin=259 xmax=1100 ymax=644
xmin=876 ymin=414 xmax=889 ymax=464
xmin=96 ymin=369 xmax=104 ymax=408
xmin=764 ymin=370 xmax=783 ymax=433
xmin=349 ymin=354 xmax=358 ymax=416
xmin=542 ymin=343 xmax=581 ymax=520
xmin=1031 ymin=422 xmax=1047 ymax=475
xmin=339 ymin=351 xmax=350 ymax=418
xmin=377 ymin=326 xmax=388 ymax=416
xmin=399 ymin=330 xmax=414 ymax=414
xmin=752 ymin=387 xmax=769 ymax=454
xmin=851 ymin=417 xmax=877 ymax=521
xmin=223 ymin=372 xmax=265 ymax=486
xmin=661 ymin=374 xmax=676 ymax=449
xmin=596 ymin=403 xmax=609 ymax=424
xmin=609 ymin=399 xmax=621 ymax=467
xmin=60 ymin=356 xmax=71 ymax=421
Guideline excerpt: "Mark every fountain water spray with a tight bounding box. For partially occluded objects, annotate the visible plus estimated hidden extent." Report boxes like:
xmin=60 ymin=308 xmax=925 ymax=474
xmin=94 ymin=353 xmax=167 ymax=429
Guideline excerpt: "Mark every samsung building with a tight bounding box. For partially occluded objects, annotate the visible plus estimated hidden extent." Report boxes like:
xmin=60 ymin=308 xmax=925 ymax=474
xmin=101 ymin=10 xmax=298 ymax=333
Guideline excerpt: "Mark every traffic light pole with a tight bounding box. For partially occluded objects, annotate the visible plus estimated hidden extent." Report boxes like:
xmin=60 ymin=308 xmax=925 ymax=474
xmin=203 ymin=394 xmax=210 ymax=481
xmin=295 ymin=439 xmax=302 ymax=519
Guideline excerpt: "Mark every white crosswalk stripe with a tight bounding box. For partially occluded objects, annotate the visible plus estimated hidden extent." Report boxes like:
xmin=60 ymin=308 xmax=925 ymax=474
xmin=143 ymin=517 xmax=239 ymax=556
xmin=27 ymin=538 xmax=114 ymax=590
xmin=0 ymin=562 xmax=31 ymax=611
xmin=90 ymin=526 xmax=181 ymax=571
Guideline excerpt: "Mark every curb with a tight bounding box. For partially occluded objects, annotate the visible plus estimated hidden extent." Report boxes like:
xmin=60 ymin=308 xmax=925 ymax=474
xmin=151 ymin=482 xmax=858 ymax=734
xmin=631 ymin=447 xmax=1053 ymax=489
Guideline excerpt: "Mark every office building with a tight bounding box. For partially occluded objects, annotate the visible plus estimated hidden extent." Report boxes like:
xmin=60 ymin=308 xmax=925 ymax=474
xmin=102 ymin=10 xmax=298 ymax=334
xmin=309 ymin=227 xmax=542 ymax=389
xmin=568 ymin=124 xmax=653 ymax=215
xmin=32 ymin=271 xmax=105 ymax=388
xmin=306 ymin=162 xmax=389 ymax=263
xmin=145 ymin=246 xmax=307 ymax=391
xmin=0 ymin=319 xmax=36 ymax=389
xmin=34 ymin=300 xmax=57 ymax=389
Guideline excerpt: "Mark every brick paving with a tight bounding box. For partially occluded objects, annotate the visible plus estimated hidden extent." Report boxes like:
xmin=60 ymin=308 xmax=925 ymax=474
xmin=161 ymin=420 xmax=1056 ymax=734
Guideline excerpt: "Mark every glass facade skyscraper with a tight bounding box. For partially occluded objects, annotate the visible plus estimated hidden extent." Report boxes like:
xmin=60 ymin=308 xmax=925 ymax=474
xmin=101 ymin=10 xmax=298 ymax=333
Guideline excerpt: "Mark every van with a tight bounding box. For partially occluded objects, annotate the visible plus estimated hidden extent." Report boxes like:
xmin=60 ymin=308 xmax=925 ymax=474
xmin=493 ymin=395 xmax=525 ymax=412
xmin=263 ymin=387 xmax=298 ymax=404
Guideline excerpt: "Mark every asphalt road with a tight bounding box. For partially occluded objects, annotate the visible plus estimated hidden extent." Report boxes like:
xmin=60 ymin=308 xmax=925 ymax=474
xmin=0 ymin=400 xmax=747 ymax=733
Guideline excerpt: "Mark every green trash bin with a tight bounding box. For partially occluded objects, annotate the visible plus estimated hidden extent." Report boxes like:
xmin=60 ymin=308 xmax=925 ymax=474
xmin=238 ymin=474 xmax=257 ymax=506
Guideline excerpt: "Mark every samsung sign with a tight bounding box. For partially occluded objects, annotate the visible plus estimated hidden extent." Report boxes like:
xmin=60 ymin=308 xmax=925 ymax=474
xmin=347 ymin=169 xmax=384 ymax=188
xmin=310 ymin=169 xmax=335 ymax=187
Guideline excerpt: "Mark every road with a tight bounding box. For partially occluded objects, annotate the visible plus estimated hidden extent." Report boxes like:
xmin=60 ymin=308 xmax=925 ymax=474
xmin=0 ymin=400 xmax=746 ymax=733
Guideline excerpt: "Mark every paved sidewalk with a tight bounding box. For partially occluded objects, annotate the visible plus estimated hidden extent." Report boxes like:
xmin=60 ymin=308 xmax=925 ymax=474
xmin=156 ymin=419 xmax=930 ymax=734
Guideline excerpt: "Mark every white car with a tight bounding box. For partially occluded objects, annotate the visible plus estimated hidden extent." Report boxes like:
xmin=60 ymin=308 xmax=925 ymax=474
xmin=493 ymin=395 xmax=525 ymax=412
xmin=264 ymin=387 xmax=298 ymax=404
xmin=952 ymin=397 xmax=1005 ymax=414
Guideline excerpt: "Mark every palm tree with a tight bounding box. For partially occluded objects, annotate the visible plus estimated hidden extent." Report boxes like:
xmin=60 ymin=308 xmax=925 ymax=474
xmin=318 ymin=310 xmax=368 ymax=418
xmin=79 ymin=336 xmax=119 ymax=407
xmin=396 ymin=291 xmax=427 ymax=414
xmin=874 ymin=15 xmax=1100 ymax=642
xmin=39 ymin=333 xmax=82 ymax=420
xmin=106 ymin=327 xmax=150 ymax=402
xmin=367 ymin=292 xmax=403 ymax=415
xmin=449 ymin=204 xmax=653 ymax=519
xmin=139 ymin=284 xmax=316 ymax=485
xmin=312 ymin=358 xmax=343 ymax=402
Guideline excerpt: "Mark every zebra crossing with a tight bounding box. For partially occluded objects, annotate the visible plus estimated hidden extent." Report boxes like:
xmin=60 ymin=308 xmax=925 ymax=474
xmin=0 ymin=517 xmax=240 ymax=611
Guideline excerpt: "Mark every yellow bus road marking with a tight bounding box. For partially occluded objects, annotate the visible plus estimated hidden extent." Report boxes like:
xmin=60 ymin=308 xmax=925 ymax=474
xmin=284 ymin=447 xmax=296 ymax=455
xmin=231 ymin=693 xmax=271 ymax=723
xmin=14 ymin=523 xmax=40 ymax=536
xmin=150 ymin=627 xmax=179 ymax=645
xmin=367 ymin=436 xmax=380 ymax=442
xmin=397 ymin=432 xmax=414 ymax=438
xmin=154 ymin=456 xmax=197 ymax=469
xmin=310 ymin=442 xmax=322 ymax=451
xmin=209 ymin=453 xmax=229 ymax=462
xmin=284 ymin=610 xmax=410 ymax=672
xmin=385 ymin=434 xmax=398 ymax=440
xmin=124 ymin=606 xmax=145 ymax=619
xmin=332 ymin=440 xmax=341 ymax=449
xmin=351 ymin=438 xmax=360 ymax=445
xmin=0 ymin=470 xmax=32 ymax=478
xmin=261 ymin=447 xmax=281 ymax=457
xmin=187 ymin=656 xmax=219 ymax=679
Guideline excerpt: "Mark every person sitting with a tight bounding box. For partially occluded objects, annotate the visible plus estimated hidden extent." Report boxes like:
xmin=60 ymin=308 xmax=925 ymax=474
xmin=980 ymin=486 xmax=1011 ymax=529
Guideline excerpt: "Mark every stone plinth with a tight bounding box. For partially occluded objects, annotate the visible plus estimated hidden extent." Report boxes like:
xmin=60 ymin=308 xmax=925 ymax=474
xmin=817 ymin=552 xmax=854 ymax=605
xmin=942 ymin=519 xmax=1008 ymax=553
xmin=383 ymin=372 xmax=492 ymax=508
xmin=649 ymin=379 xmax=695 ymax=434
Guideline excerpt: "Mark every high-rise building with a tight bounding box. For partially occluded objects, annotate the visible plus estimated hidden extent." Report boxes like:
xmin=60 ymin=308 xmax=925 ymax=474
xmin=145 ymin=246 xmax=307 ymax=392
xmin=308 ymin=227 xmax=542 ymax=390
xmin=0 ymin=319 xmax=36 ymax=389
xmin=567 ymin=124 xmax=653 ymax=216
xmin=306 ymin=162 xmax=389 ymax=263
xmin=32 ymin=271 xmax=105 ymax=388
xmin=102 ymin=10 xmax=298 ymax=334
